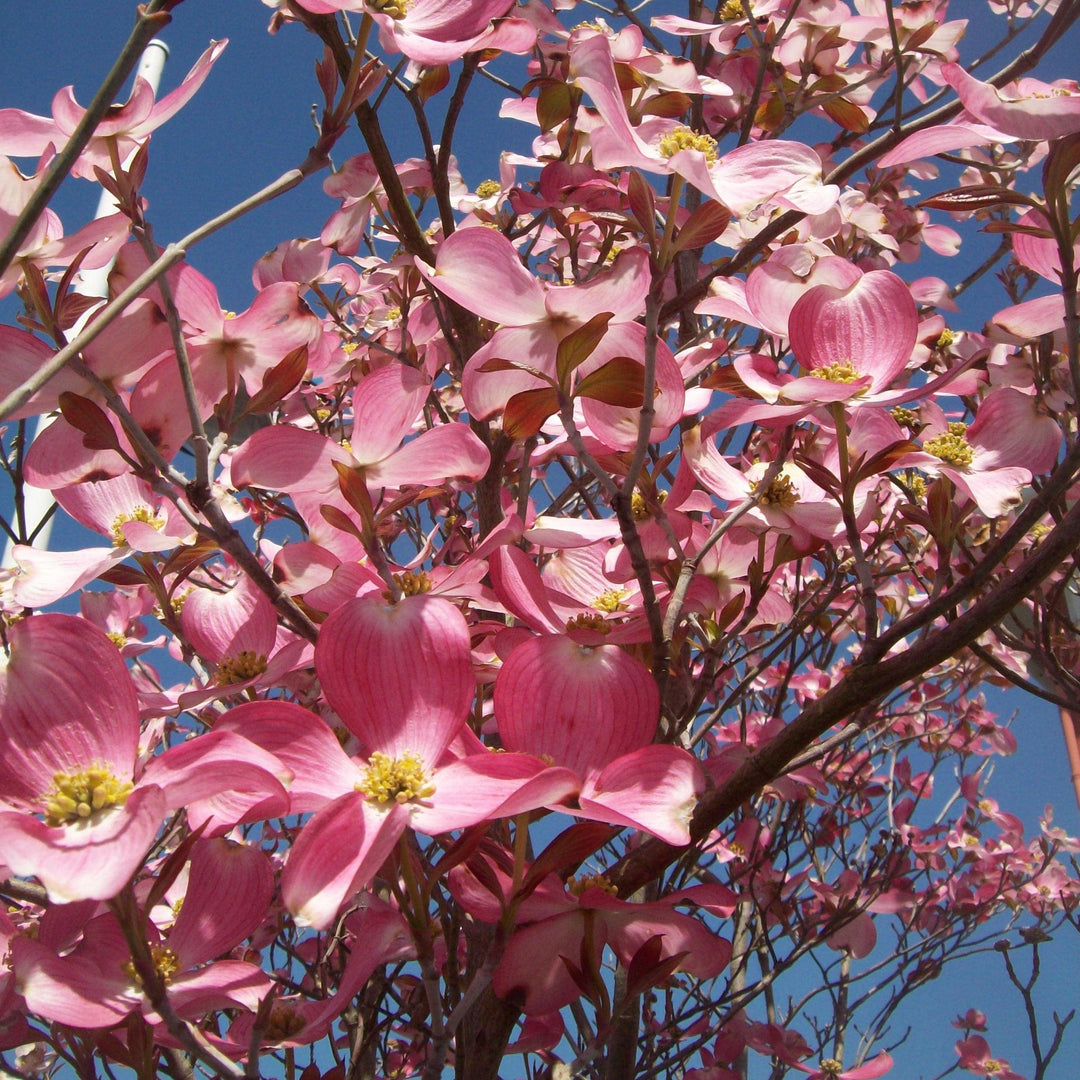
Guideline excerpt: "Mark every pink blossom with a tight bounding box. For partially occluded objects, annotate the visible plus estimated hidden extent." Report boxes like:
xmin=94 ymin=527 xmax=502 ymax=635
xmin=0 ymin=615 xmax=290 ymax=902
xmin=0 ymin=41 xmax=227 ymax=179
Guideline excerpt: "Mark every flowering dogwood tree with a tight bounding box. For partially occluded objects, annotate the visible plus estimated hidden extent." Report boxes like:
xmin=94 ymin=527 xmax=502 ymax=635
xmin=1 ymin=1 xmax=1080 ymax=1078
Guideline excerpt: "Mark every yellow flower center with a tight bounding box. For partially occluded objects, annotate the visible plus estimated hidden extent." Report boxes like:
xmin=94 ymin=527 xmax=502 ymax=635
xmin=475 ymin=179 xmax=501 ymax=199
xmin=567 ymin=873 xmax=618 ymax=897
xmin=983 ymin=1061 xmax=1004 ymax=1075
xmin=936 ymin=328 xmax=956 ymax=348
xmin=890 ymin=406 xmax=919 ymax=430
xmin=819 ymin=1060 xmax=843 ymax=1077
xmin=591 ymin=588 xmax=629 ymax=613
xmin=924 ymin=423 xmax=974 ymax=467
xmin=110 ymin=505 xmax=166 ymax=547
xmin=107 ymin=631 xmax=127 ymax=649
xmin=566 ymin=612 xmax=612 ymax=634
xmin=658 ymin=127 xmax=718 ymax=164
xmin=265 ymin=1005 xmax=307 ymax=1042
xmin=369 ymin=0 xmax=410 ymax=17
xmin=122 ymin=945 xmax=180 ymax=986
xmin=360 ymin=751 xmax=435 ymax=805
xmin=43 ymin=765 xmax=134 ymax=827
xmin=903 ymin=471 xmax=927 ymax=502
xmin=393 ymin=570 xmax=433 ymax=597
xmin=720 ymin=0 xmax=750 ymax=18
xmin=755 ymin=473 xmax=800 ymax=508
xmin=812 ymin=360 xmax=860 ymax=383
xmin=215 ymin=650 xmax=269 ymax=686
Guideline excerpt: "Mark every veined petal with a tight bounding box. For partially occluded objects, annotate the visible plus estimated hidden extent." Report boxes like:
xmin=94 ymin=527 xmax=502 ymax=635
xmin=365 ymin=423 xmax=491 ymax=489
xmin=0 ymin=614 xmax=140 ymax=805
xmin=578 ymin=744 xmax=703 ymax=845
xmin=215 ymin=700 xmax=360 ymax=813
xmin=168 ymin=839 xmax=274 ymax=969
xmin=942 ymin=62 xmax=1080 ymax=141
xmin=419 ymin=228 xmax=546 ymax=325
xmin=282 ymin=792 xmax=409 ymax=929
xmin=410 ymin=753 xmax=579 ymax=834
xmin=494 ymin=635 xmax=659 ymax=774
xmin=788 ymin=270 xmax=916 ymax=392
xmin=0 ymin=785 xmax=166 ymax=903
xmin=141 ymin=729 xmax=291 ymax=834
xmin=316 ymin=594 xmax=474 ymax=762
xmin=350 ymin=364 xmax=431 ymax=465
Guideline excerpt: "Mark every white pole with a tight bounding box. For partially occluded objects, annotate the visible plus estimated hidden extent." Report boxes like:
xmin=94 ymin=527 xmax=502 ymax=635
xmin=4 ymin=40 xmax=169 ymax=569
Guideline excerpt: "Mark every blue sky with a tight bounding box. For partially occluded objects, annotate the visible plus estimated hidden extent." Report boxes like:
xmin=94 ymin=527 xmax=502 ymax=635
xmin=3 ymin=3 xmax=1080 ymax=1076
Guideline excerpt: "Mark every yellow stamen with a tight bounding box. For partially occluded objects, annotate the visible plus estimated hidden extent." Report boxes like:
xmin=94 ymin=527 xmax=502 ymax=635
xmin=43 ymin=765 xmax=134 ymax=827
xmin=393 ymin=570 xmax=433 ymax=597
xmin=719 ymin=0 xmax=750 ymax=18
xmin=360 ymin=751 xmax=435 ymax=805
xmin=658 ymin=127 xmax=718 ymax=164
xmin=369 ymin=0 xmax=410 ymax=17
xmin=923 ymin=424 xmax=974 ymax=467
xmin=265 ymin=1005 xmax=307 ymax=1042
xmin=122 ymin=945 xmax=180 ymax=986
xmin=567 ymin=873 xmax=618 ymax=897
xmin=110 ymin=505 xmax=166 ymax=547
xmin=754 ymin=473 xmax=800 ymax=508
xmin=475 ymin=179 xmax=501 ymax=199
xmin=566 ymin=613 xmax=612 ymax=635
xmin=812 ymin=360 xmax=860 ymax=383
xmin=215 ymin=650 xmax=269 ymax=686
xmin=591 ymin=588 xmax=629 ymax=613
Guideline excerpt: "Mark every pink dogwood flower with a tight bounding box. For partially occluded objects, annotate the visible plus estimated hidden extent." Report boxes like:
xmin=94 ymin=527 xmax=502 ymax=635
xmin=493 ymin=633 xmax=704 ymax=844
xmin=234 ymin=594 xmax=577 ymax=928
xmin=13 ymin=837 xmax=274 ymax=1029
xmin=291 ymin=0 xmax=535 ymax=65
xmin=451 ymin=851 xmax=735 ymax=1015
xmin=417 ymin=227 xmax=685 ymax=450
xmin=0 ymin=41 xmax=227 ymax=179
xmin=0 ymin=615 xmax=290 ymax=902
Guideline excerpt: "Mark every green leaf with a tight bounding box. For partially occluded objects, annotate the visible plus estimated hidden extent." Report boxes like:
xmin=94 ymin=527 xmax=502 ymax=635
xmin=628 ymin=169 xmax=658 ymax=248
xmin=575 ymin=356 xmax=647 ymax=407
xmin=672 ymin=200 xmax=732 ymax=254
xmin=503 ymin=386 xmax=560 ymax=439
xmin=240 ymin=345 xmax=309 ymax=417
xmin=58 ymin=391 xmax=122 ymax=453
xmin=556 ymin=311 xmax=613 ymax=389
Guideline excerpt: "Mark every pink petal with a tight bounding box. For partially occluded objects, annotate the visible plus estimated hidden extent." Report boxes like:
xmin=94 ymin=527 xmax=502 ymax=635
xmin=180 ymin=574 xmax=277 ymax=667
xmin=0 ymin=325 xmax=80 ymax=419
xmin=411 ymin=753 xmax=579 ymax=833
xmin=494 ymin=635 xmax=659 ymax=774
xmin=0 ymin=614 xmax=139 ymax=804
xmin=788 ymin=270 xmax=916 ymax=392
xmin=141 ymin=729 xmax=291 ymax=833
xmin=350 ymin=364 xmax=431 ymax=464
xmin=419 ymin=228 xmax=547 ymax=325
xmin=461 ymin=324 xmax=560 ymax=420
xmin=282 ymin=791 xmax=409 ymax=929
xmin=0 ymin=785 xmax=166 ymax=903
xmin=494 ymin=911 xmax=605 ymax=1015
xmin=10 ymin=544 xmax=131 ymax=609
xmin=578 ymin=744 xmax=703 ymax=845
xmin=159 ymin=960 xmax=270 ymax=1022
xmin=215 ymin=700 xmax=359 ymax=812
xmin=168 ymin=839 xmax=274 ymax=969
xmin=12 ymin=934 xmax=134 ymax=1028
xmin=316 ymin=594 xmax=475 ymax=762
xmin=366 ymin=423 xmax=491 ymax=488
xmin=942 ymin=62 xmax=1080 ymax=140
xmin=993 ymin=293 xmax=1064 ymax=338
xmin=876 ymin=122 xmax=1009 ymax=168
